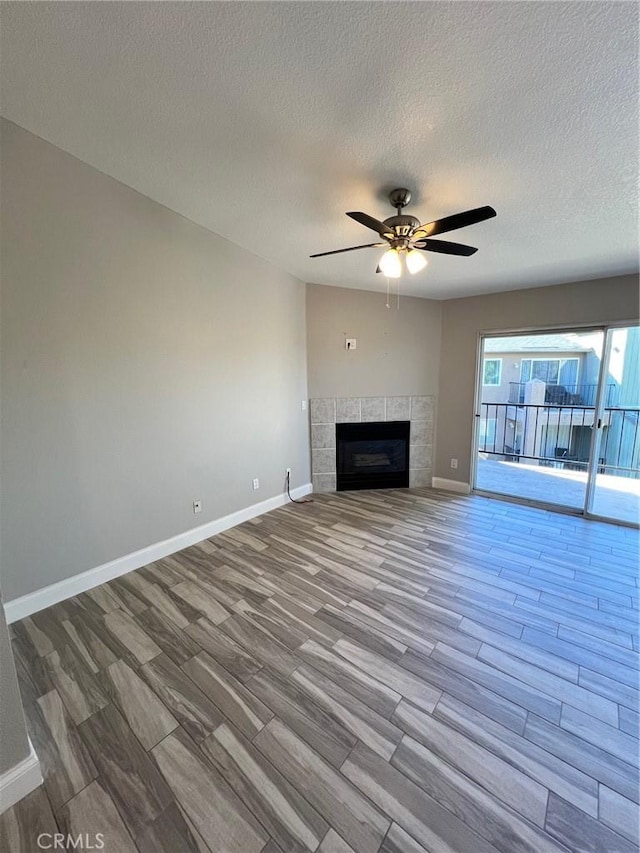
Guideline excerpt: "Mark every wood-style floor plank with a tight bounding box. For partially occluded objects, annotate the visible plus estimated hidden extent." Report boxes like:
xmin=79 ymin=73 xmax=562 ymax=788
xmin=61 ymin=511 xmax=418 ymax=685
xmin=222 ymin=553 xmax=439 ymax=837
xmin=297 ymin=638 xmax=402 ymax=718
xmin=102 ymin=659 xmax=178 ymax=749
xmin=524 ymin=713 xmax=640 ymax=804
xmin=342 ymin=741 xmax=500 ymax=853
xmin=254 ymin=717 xmax=390 ymax=853
xmin=391 ymin=699 xmax=549 ymax=826
xmin=140 ymin=652 xmax=225 ymax=743
xmin=201 ymin=722 xmax=329 ymax=852
xmin=598 ymin=784 xmax=640 ymax=846
xmin=36 ymin=689 xmax=98 ymax=810
xmin=332 ymin=637 xmax=442 ymax=713
xmin=184 ymin=616 xmax=263 ymax=681
xmin=182 ymin=651 xmax=273 ymax=739
xmin=42 ymin=645 xmax=109 ymax=724
xmin=56 ymin=779 xmax=138 ymax=853
xmin=391 ymin=736 xmax=560 ymax=853
xmin=248 ymin=665 xmax=356 ymax=768
xmin=0 ymin=786 xmax=58 ymax=852
xmin=379 ymin=822 xmax=429 ymax=853
xmin=433 ymin=693 xmax=599 ymax=817
xmin=319 ymin=828 xmax=358 ymax=853
xmin=291 ymin=663 xmax=403 ymax=760
xmin=7 ymin=488 xmax=638 ymax=853
xmin=136 ymin=605 xmax=202 ymax=665
xmin=152 ymin=728 xmax=268 ymax=853
xmin=545 ymin=791 xmax=637 ymax=853
xmin=103 ymin=609 xmax=162 ymax=664
xmin=135 ymin=801 xmax=205 ymax=853
xmin=78 ymin=704 xmax=173 ymax=837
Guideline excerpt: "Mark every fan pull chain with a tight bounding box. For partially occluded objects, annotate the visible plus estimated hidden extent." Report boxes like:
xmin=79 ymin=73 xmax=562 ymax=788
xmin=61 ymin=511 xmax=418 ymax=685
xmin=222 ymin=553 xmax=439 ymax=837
xmin=385 ymin=277 xmax=390 ymax=309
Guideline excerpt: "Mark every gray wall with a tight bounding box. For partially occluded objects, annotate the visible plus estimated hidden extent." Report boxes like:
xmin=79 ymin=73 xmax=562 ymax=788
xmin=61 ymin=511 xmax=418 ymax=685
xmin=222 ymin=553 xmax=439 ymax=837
xmin=306 ymin=283 xmax=442 ymax=398
xmin=0 ymin=592 xmax=30 ymax=775
xmin=1 ymin=120 xmax=310 ymax=602
xmin=436 ymin=274 xmax=640 ymax=485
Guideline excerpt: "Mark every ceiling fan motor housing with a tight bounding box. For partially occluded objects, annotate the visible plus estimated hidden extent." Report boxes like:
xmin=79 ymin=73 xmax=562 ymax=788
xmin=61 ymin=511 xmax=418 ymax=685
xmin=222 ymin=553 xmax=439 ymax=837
xmin=384 ymin=214 xmax=421 ymax=240
xmin=386 ymin=189 xmax=419 ymax=240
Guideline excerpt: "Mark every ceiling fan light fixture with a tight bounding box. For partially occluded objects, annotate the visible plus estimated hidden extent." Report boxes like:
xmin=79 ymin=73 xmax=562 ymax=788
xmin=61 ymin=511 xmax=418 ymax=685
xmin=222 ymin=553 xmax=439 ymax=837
xmin=379 ymin=248 xmax=402 ymax=278
xmin=406 ymin=249 xmax=428 ymax=274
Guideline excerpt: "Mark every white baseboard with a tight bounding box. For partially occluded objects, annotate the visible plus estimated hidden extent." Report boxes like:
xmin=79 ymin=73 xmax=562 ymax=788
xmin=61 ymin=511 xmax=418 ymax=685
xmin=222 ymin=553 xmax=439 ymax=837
xmin=4 ymin=484 xmax=312 ymax=624
xmin=431 ymin=477 xmax=471 ymax=495
xmin=0 ymin=740 xmax=42 ymax=815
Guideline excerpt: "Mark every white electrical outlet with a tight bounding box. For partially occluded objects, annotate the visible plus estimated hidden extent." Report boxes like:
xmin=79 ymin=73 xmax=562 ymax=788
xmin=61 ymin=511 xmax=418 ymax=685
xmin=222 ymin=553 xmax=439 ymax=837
xmin=286 ymin=467 xmax=291 ymax=476
xmin=252 ymin=478 xmax=260 ymax=490
xmin=301 ymin=400 xmax=307 ymax=411
xmin=450 ymin=458 xmax=458 ymax=469
xmin=346 ymin=338 xmax=357 ymax=350
xmin=193 ymin=500 xmax=202 ymax=514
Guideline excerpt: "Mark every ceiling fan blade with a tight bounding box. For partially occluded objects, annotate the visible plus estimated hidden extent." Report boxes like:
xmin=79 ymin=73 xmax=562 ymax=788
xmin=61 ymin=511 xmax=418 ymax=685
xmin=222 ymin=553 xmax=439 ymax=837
xmin=310 ymin=242 xmax=385 ymax=258
xmin=414 ymin=205 xmax=496 ymax=238
xmin=346 ymin=211 xmax=394 ymax=238
xmin=416 ymin=239 xmax=478 ymax=256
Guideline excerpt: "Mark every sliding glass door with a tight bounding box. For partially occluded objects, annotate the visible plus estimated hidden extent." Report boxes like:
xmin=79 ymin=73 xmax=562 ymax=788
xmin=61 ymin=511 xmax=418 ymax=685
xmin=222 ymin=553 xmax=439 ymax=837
xmin=474 ymin=326 xmax=639 ymax=525
xmin=586 ymin=326 xmax=640 ymax=524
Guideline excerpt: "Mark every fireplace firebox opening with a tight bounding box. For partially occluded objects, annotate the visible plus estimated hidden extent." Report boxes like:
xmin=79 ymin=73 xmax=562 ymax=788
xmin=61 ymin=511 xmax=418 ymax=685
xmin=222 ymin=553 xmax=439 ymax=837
xmin=336 ymin=421 xmax=410 ymax=491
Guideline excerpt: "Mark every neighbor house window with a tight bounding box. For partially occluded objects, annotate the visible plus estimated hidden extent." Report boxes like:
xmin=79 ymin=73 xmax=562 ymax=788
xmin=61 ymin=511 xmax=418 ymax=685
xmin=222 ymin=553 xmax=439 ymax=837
xmin=520 ymin=358 xmax=579 ymax=386
xmin=483 ymin=358 xmax=502 ymax=386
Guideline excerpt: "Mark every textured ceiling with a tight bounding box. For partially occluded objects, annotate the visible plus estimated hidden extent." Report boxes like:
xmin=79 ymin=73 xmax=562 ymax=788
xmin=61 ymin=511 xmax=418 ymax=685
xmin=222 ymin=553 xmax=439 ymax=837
xmin=1 ymin=2 xmax=637 ymax=299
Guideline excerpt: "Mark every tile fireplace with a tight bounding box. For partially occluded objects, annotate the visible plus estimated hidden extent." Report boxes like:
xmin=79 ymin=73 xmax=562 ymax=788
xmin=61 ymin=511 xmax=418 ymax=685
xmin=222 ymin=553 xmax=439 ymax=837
xmin=310 ymin=396 xmax=434 ymax=492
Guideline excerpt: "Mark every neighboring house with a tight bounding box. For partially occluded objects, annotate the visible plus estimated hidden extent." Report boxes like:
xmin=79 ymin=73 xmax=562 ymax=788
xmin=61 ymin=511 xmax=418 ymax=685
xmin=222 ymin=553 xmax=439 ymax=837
xmin=479 ymin=331 xmax=639 ymax=477
xmin=603 ymin=326 xmax=640 ymax=479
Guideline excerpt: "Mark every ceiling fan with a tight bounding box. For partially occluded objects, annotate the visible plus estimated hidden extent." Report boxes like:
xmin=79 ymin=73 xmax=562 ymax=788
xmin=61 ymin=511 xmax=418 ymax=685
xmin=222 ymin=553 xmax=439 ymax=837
xmin=310 ymin=188 xmax=496 ymax=278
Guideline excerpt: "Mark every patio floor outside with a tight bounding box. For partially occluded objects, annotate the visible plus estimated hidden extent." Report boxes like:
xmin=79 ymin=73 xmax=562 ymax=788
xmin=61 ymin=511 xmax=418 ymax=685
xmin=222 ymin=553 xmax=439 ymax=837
xmin=476 ymin=456 xmax=640 ymax=524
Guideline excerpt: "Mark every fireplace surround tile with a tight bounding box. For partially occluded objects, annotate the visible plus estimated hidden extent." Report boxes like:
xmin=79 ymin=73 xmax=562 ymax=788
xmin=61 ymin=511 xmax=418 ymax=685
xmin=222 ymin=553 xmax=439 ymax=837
xmin=410 ymin=468 xmax=432 ymax=488
xmin=313 ymin=473 xmax=336 ymax=493
xmin=411 ymin=396 xmax=434 ymax=420
xmin=360 ymin=397 xmax=385 ymax=421
xmin=312 ymin=448 xmax=336 ymax=474
xmin=336 ymin=398 xmax=361 ymax=422
xmin=311 ymin=424 xmax=335 ymax=449
xmin=310 ymin=398 xmax=336 ymax=424
xmin=410 ymin=420 xmax=430 ymax=445
xmin=410 ymin=444 xmax=433 ymax=468
xmin=386 ymin=396 xmax=411 ymax=421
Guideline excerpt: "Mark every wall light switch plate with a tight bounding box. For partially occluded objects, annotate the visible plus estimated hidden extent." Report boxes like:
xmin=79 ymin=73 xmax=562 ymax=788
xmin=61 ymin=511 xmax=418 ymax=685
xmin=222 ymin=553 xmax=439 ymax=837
xmin=346 ymin=339 xmax=357 ymax=351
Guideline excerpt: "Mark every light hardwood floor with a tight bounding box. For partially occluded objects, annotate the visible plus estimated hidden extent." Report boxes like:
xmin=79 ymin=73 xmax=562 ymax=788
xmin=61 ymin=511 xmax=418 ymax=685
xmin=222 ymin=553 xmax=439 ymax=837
xmin=1 ymin=489 xmax=638 ymax=853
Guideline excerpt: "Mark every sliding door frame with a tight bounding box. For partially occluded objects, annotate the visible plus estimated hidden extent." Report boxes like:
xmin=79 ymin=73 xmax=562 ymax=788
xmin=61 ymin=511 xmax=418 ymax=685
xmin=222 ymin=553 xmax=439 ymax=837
xmin=583 ymin=328 xmax=613 ymax=517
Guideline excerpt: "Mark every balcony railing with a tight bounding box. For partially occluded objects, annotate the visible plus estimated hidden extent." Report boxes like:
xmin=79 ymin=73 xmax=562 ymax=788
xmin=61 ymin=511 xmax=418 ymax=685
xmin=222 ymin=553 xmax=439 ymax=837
xmin=508 ymin=382 xmax=617 ymax=407
xmin=478 ymin=402 xmax=640 ymax=478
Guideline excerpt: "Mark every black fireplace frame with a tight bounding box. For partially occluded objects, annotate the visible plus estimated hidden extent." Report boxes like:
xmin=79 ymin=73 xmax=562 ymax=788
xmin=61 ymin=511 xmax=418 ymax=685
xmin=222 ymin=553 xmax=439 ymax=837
xmin=336 ymin=421 xmax=410 ymax=491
